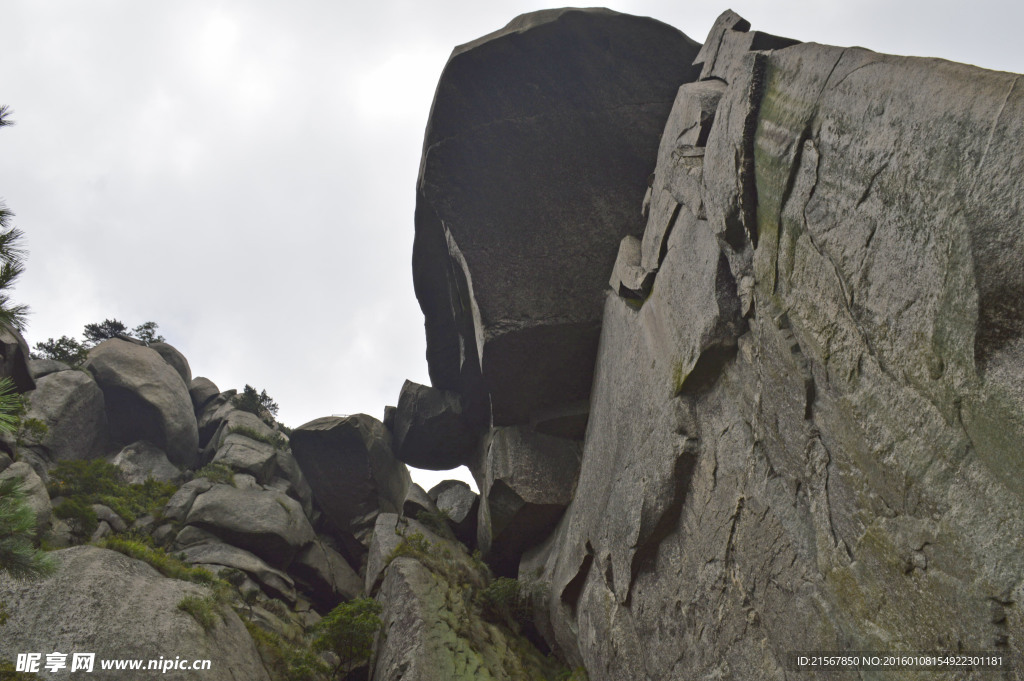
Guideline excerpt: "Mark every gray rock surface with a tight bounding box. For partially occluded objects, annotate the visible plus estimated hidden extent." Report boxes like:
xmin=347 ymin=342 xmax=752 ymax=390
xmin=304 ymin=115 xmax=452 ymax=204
xmin=0 ymin=546 xmax=270 ymax=681
xmin=185 ymin=484 xmax=315 ymax=568
xmin=290 ymin=414 xmax=410 ymax=561
xmin=371 ymin=549 xmax=561 ymax=681
xmin=179 ymin=541 xmax=297 ymax=603
xmin=414 ymin=8 xmax=701 ymax=426
xmin=433 ymin=481 xmax=478 ymax=548
xmin=188 ymin=376 xmax=220 ymax=412
xmin=85 ymin=339 xmax=199 ymax=468
xmin=162 ymin=478 xmax=214 ymax=522
xmin=402 ymin=482 xmax=438 ymax=519
xmin=111 ymin=440 xmax=182 ymax=484
xmin=148 ymin=341 xmax=192 ymax=387
xmin=211 ymin=433 xmax=278 ymax=482
xmin=0 ymin=461 xmax=51 ymax=535
xmin=517 ymin=11 xmax=1024 ymax=679
xmin=476 ymin=426 xmax=581 ymax=576
xmin=22 ymin=369 xmax=108 ymax=462
xmin=27 ymin=358 xmax=71 ymax=380
xmin=391 ymin=380 xmax=478 ymax=470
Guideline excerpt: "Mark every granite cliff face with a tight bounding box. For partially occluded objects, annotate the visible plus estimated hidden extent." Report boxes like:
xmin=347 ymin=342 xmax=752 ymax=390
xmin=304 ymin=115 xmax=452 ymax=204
xmin=1 ymin=7 xmax=1023 ymax=681
xmin=410 ymin=7 xmax=1024 ymax=680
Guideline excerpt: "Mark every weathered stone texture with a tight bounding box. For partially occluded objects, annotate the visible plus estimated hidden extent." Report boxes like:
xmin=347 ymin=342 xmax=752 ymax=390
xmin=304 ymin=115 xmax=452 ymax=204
xmin=0 ymin=546 xmax=270 ymax=681
xmin=522 ymin=11 xmax=1024 ymax=679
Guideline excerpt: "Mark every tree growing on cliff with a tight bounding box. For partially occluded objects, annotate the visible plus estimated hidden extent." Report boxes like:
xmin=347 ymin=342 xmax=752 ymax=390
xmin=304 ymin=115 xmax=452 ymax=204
xmin=0 ymin=107 xmax=29 ymax=333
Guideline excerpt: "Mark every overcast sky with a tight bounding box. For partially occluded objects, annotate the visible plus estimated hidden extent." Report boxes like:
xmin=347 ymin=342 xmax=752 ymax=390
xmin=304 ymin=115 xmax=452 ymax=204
xmin=2 ymin=0 xmax=1021 ymax=491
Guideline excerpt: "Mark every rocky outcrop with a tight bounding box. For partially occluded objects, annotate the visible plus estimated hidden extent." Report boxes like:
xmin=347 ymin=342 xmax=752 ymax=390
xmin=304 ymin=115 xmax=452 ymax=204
xmin=290 ymin=414 xmax=410 ymax=563
xmin=414 ymin=8 xmax=701 ymax=427
xmin=85 ymin=339 xmax=199 ymax=468
xmin=370 ymin=516 xmax=563 ymax=681
xmin=22 ymin=369 xmax=108 ymax=463
xmin=508 ymin=11 xmax=1024 ymax=679
xmin=184 ymin=484 xmax=315 ymax=568
xmin=0 ymin=546 xmax=271 ymax=681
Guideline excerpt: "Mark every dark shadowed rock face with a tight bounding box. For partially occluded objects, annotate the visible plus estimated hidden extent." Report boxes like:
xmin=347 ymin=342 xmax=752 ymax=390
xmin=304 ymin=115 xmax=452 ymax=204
xmin=415 ymin=8 xmax=701 ymax=426
xmin=290 ymin=414 xmax=411 ymax=563
xmin=84 ymin=339 xmax=199 ymax=468
xmin=392 ymin=380 xmax=479 ymax=470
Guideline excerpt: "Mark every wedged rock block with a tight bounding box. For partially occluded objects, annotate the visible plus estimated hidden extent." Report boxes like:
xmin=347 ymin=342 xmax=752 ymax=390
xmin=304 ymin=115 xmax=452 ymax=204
xmin=23 ymin=369 xmax=108 ymax=463
xmin=415 ymin=8 xmax=701 ymax=426
xmin=0 ymin=546 xmax=271 ymax=681
xmin=290 ymin=414 xmax=410 ymax=563
xmin=402 ymin=482 xmax=438 ymax=519
xmin=477 ymin=426 xmax=581 ymax=577
xmin=392 ymin=379 xmax=478 ymax=470
xmin=84 ymin=339 xmax=199 ymax=468
xmin=184 ymin=484 xmax=315 ymax=568
xmin=433 ymin=480 xmax=478 ymax=548
xmin=188 ymin=376 xmax=220 ymax=412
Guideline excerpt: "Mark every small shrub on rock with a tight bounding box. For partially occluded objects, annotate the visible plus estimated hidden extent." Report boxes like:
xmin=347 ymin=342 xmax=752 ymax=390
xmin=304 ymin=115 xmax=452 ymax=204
xmin=178 ymin=594 xmax=220 ymax=632
xmin=232 ymin=384 xmax=279 ymax=418
xmin=311 ymin=598 xmax=382 ymax=679
xmin=48 ymin=460 xmax=177 ymax=526
xmin=479 ymin=577 xmax=531 ymax=632
xmin=194 ymin=462 xmax=236 ymax=486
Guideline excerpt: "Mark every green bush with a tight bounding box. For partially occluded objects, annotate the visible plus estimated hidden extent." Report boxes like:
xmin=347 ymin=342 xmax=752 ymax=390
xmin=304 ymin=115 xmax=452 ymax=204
xmin=415 ymin=508 xmax=454 ymax=540
xmin=31 ymin=335 xmax=88 ymax=366
xmin=229 ymin=425 xmax=286 ymax=450
xmin=479 ymin=577 xmax=531 ymax=632
xmin=178 ymin=594 xmax=219 ymax=632
xmin=47 ymin=460 xmax=177 ymax=525
xmin=0 ymin=477 xmax=56 ymax=580
xmin=195 ymin=462 xmax=236 ymax=486
xmin=232 ymin=385 xmax=279 ymax=418
xmin=98 ymin=536 xmax=222 ymax=589
xmin=53 ymin=497 xmax=98 ymax=540
xmin=244 ymin=620 xmax=330 ymax=681
xmin=311 ymin=598 xmax=382 ymax=678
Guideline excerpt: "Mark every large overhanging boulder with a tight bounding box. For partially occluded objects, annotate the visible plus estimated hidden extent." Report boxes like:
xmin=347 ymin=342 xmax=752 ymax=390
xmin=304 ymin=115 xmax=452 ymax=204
xmin=84 ymin=339 xmax=199 ymax=469
xmin=414 ymin=8 xmax=701 ymax=426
